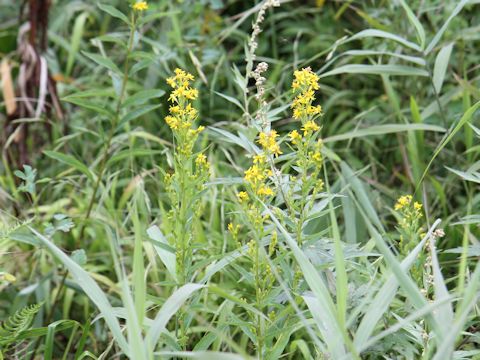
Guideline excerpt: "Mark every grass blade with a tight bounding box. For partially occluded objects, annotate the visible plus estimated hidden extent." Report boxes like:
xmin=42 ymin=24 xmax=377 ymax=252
xmin=27 ymin=227 xmax=129 ymax=356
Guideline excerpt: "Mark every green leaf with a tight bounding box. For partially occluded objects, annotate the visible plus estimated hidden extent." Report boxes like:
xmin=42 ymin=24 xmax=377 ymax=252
xmin=263 ymin=206 xmax=357 ymax=358
xmin=62 ymin=97 xmax=113 ymax=117
xmin=446 ymin=167 xmax=480 ymax=184
xmin=433 ymin=43 xmax=454 ymax=94
xmin=147 ymin=225 xmax=176 ymax=281
xmin=119 ymin=104 xmax=161 ymax=125
xmin=425 ymin=0 xmax=469 ymax=54
xmin=214 ymin=92 xmax=245 ymax=111
xmin=27 ymin=227 xmax=129 ymax=355
xmin=66 ymin=12 xmax=89 ymax=76
xmin=97 ymin=3 xmax=130 ymax=25
xmin=106 ymin=149 xmax=163 ymax=167
xmin=0 ymin=303 xmax=42 ymax=346
xmin=321 ymin=64 xmax=429 ymax=78
xmin=62 ymin=89 xmax=116 ymax=99
xmin=432 ymin=263 xmax=480 ymax=360
xmin=45 ymin=320 xmax=75 ymax=360
xmin=428 ymin=237 xmax=454 ymax=337
xmin=358 ymin=216 xmax=445 ymax=348
xmin=82 ymin=52 xmax=122 ymax=75
xmin=146 ymin=283 xmax=204 ymax=350
xmin=324 ymin=172 xmax=348 ymax=328
xmin=71 ymin=249 xmax=87 ymax=266
xmin=45 ymin=214 xmax=74 ymax=237
xmin=44 ymin=150 xmax=95 ymax=182
xmin=14 ymin=165 xmax=37 ymax=195
xmin=324 ymin=123 xmax=445 ymax=143
xmin=122 ymin=89 xmax=166 ymax=107
xmin=132 ymin=204 xmax=146 ymax=324
xmin=353 ymin=221 xmax=439 ymax=349
xmin=340 ymin=162 xmax=383 ymax=231
xmin=348 ymin=29 xmax=422 ymax=51
xmin=397 ymin=0 xmax=426 ymax=49
xmin=417 ymin=101 xmax=480 ymax=188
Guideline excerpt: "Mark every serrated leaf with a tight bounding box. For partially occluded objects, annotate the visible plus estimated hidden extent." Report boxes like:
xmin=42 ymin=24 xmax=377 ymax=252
xmin=71 ymin=249 xmax=87 ymax=266
xmin=14 ymin=165 xmax=37 ymax=195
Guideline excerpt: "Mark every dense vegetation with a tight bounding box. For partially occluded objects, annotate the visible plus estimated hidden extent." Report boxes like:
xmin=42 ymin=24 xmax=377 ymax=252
xmin=0 ymin=0 xmax=479 ymax=359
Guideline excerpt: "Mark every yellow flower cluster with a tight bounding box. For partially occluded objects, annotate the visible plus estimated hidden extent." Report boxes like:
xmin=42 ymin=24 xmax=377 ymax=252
xmin=291 ymin=67 xmax=322 ymax=122
xmin=395 ymin=195 xmax=425 ymax=258
xmin=289 ymin=130 xmax=302 ymax=144
xmin=292 ymin=68 xmax=320 ymax=91
xmin=395 ymin=195 xmax=422 ymax=212
xmin=167 ymin=68 xmax=199 ymax=103
xmin=244 ymin=165 xmax=265 ymax=184
xmin=310 ymin=151 xmax=322 ymax=163
xmin=237 ymin=191 xmax=249 ymax=203
xmin=243 ymin=151 xmax=274 ymax=198
xmin=195 ymin=153 xmax=209 ymax=169
xmin=258 ymin=130 xmax=282 ymax=156
xmin=257 ymin=186 xmax=274 ymax=196
xmin=395 ymin=194 xmax=423 ymax=234
xmin=301 ymin=120 xmax=320 ymax=135
xmin=0 ymin=272 xmax=16 ymax=283
xmin=227 ymin=222 xmax=241 ymax=240
xmin=132 ymin=1 xmax=148 ymax=11
xmin=165 ymin=68 xmax=204 ymax=156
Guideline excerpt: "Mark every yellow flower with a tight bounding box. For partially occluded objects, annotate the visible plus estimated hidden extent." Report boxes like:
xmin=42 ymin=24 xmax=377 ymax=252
xmin=291 ymin=67 xmax=322 ymax=121
xmin=164 ymin=68 xmax=201 ymax=140
xmin=315 ymin=179 xmax=324 ymax=192
xmin=195 ymin=153 xmax=207 ymax=166
xmin=167 ymin=69 xmax=198 ymax=102
xmin=414 ymin=202 xmax=422 ymax=211
xmin=244 ymin=165 xmax=265 ymax=184
xmin=312 ymin=151 xmax=322 ymax=163
xmin=237 ymin=191 xmax=249 ymax=203
xmin=257 ymin=186 xmax=274 ymax=196
xmin=253 ymin=153 xmax=266 ymax=164
xmin=132 ymin=1 xmax=148 ymax=11
xmin=258 ymin=131 xmax=282 ymax=156
xmin=301 ymin=120 xmax=320 ymax=135
xmin=289 ymin=130 xmax=302 ymax=144
xmin=228 ymin=222 xmax=241 ymax=240
xmin=395 ymin=195 xmax=413 ymax=211
xmin=0 ymin=272 xmax=16 ymax=283
xmin=292 ymin=67 xmax=320 ymax=92
xmin=165 ymin=115 xmax=180 ymax=130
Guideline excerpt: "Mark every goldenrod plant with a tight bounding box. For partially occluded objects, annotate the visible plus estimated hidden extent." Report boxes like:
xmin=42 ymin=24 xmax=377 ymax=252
xmin=164 ymin=68 xmax=209 ymax=286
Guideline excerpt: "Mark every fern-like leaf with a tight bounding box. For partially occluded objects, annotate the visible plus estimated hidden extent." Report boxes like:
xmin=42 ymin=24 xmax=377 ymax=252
xmin=0 ymin=303 xmax=42 ymax=347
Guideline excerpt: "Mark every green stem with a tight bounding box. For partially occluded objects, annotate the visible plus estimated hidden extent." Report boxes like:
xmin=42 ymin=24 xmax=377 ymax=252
xmin=254 ymin=228 xmax=264 ymax=360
